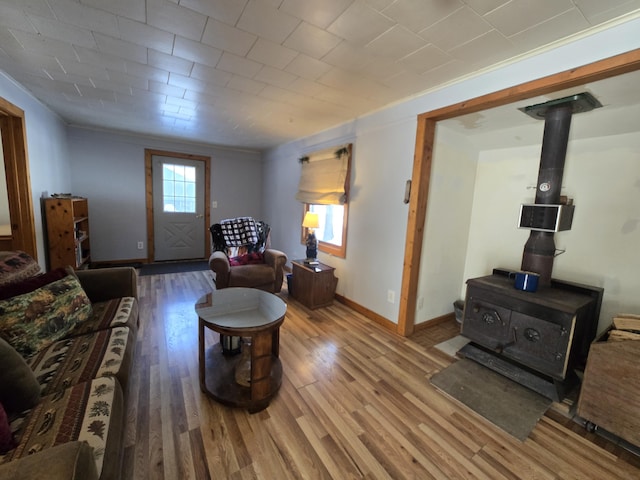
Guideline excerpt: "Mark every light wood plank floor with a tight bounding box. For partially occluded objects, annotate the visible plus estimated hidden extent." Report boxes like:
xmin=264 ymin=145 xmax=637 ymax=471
xmin=122 ymin=270 xmax=640 ymax=479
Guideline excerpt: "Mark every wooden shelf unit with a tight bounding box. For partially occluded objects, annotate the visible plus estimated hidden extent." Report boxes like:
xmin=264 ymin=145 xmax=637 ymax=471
xmin=291 ymin=260 xmax=338 ymax=309
xmin=44 ymin=197 xmax=91 ymax=270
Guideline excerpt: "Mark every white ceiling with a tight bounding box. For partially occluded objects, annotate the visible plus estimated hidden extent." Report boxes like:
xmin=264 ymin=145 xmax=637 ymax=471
xmin=0 ymin=0 xmax=639 ymax=150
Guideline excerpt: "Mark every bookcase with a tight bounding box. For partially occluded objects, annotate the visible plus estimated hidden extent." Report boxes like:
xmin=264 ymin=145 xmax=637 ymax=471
xmin=44 ymin=197 xmax=91 ymax=270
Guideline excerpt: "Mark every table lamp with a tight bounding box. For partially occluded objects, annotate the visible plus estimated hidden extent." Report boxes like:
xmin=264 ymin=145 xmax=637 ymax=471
xmin=302 ymin=211 xmax=320 ymax=259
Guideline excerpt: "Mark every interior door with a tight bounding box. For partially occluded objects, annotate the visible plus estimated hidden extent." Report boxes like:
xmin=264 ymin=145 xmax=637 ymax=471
xmin=152 ymin=155 xmax=205 ymax=261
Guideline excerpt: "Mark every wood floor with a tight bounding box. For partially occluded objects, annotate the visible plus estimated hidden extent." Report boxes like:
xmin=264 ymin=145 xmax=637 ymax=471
xmin=122 ymin=270 xmax=640 ymax=479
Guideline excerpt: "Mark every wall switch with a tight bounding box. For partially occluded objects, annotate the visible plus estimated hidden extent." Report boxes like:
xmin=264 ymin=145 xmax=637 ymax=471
xmin=137 ymin=241 xmax=144 ymax=250
xmin=418 ymin=297 xmax=424 ymax=309
xmin=212 ymin=201 xmax=218 ymax=208
xmin=387 ymin=290 xmax=395 ymax=304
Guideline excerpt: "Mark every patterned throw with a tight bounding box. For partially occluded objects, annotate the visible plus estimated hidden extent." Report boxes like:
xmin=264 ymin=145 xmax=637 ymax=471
xmin=219 ymin=217 xmax=259 ymax=247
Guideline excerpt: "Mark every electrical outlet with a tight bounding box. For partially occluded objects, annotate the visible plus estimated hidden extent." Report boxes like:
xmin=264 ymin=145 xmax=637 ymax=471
xmin=418 ymin=297 xmax=424 ymax=309
xmin=212 ymin=200 xmax=218 ymax=208
xmin=387 ymin=290 xmax=395 ymax=304
xmin=137 ymin=241 xmax=144 ymax=250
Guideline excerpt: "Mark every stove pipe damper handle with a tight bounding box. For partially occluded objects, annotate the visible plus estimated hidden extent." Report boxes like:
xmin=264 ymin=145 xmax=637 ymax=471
xmin=521 ymin=102 xmax=574 ymax=287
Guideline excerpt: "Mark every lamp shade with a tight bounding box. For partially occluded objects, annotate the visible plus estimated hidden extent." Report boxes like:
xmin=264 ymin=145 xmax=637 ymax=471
xmin=302 ymin=212 xmax=320 ymax=229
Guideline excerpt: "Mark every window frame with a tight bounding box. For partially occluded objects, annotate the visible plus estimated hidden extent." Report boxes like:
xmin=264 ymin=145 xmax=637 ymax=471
xmin=301 ymin=203 xmax=349 ymax=258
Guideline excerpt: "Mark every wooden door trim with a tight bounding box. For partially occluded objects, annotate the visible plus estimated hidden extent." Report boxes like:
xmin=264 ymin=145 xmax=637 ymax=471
xmin=398 ymin=48 xmax=640 ymax=336
xmin=0 ymin=97 xmax=37 ymax=259
xmin=144 ymin=149 xmax=211 ymax=263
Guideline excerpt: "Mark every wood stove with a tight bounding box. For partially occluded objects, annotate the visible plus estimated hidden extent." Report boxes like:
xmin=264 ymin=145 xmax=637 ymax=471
xmin=460 ymin=269 xmax=603 ymax=401
xmin=459 ymin=93 xmax=605 ymax=402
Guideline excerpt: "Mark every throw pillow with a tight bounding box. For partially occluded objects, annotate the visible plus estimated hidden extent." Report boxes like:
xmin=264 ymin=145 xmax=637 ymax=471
xmin=0 ymin=251 xmax=41 ymax=287
xmin=0 ymin=401 xmax=15 ymax=454
xmin=0 ymin=275 xmax=92 ymax=358
xmin=0 ymin=267 xmax=70 ymax=300
xmin=0 ymin=337 xmax=41 ymax=414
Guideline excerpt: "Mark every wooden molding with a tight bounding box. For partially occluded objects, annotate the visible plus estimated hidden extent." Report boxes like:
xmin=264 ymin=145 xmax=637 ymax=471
xmin=334 ymin=293 xmax=397 ymax=333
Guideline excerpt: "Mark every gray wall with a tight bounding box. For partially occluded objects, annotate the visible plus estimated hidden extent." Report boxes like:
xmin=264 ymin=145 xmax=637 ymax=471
xmin=67 ymin=127 xmax=263 ymax=262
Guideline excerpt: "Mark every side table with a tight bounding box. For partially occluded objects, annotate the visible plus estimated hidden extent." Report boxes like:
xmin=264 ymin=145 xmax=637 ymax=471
xmin=290 ymin=259 xmax=338 ymax=309
xmin=195 ymin=288 xmax=287 ymax=413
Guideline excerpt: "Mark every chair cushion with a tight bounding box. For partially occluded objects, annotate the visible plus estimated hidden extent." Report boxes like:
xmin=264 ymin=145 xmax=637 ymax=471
xmin=228 ymin=264 xmax=275 ymax=288
xmin=27 ymin=327 xmax=133 ymax=396
xmin=0 ymin=275 xmax=92 ymax=358
xmin=0 ymin=251 xmax=41 ymax=287
xmin=0 ymin=338 xmax=40 ymax=415
xmin=1 ymin=377 xmax=123 ymax=480
xmin=229 ymin=252 xmax=264 ymax=266
xmin=72 ymin=297 xmax=138 ymax=337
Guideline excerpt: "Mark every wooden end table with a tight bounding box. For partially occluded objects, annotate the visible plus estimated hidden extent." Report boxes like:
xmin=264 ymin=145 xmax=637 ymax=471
xmin=195 ymin=288 xmax=286 ymax=413
xmin=290 ymin=259 xmax=338 ymax=309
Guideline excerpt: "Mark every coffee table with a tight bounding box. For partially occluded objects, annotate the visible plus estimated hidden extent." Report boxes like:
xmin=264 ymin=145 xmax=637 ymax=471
xmin=195 ymin=288 xmax=286 ymax=413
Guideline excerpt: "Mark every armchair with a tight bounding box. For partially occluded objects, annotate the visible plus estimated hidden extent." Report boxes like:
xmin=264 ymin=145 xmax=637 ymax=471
xmin=208 ymin=218 xmax=287 ymax=293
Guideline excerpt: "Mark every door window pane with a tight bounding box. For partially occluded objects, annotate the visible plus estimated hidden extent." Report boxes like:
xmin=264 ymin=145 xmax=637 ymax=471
xmin=163 ymin=163 xmax=196 ymax=213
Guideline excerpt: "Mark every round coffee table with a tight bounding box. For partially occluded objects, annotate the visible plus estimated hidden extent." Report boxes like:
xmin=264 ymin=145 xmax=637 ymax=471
xmin=195 ymin=288 xmax=286 ymax=413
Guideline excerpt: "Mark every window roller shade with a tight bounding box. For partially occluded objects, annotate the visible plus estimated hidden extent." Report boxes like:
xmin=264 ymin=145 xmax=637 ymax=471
xmin=295 ymin=144 xmax=351 ymax=205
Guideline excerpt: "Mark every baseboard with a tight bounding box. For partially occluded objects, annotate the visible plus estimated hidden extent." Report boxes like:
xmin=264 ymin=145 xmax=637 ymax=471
xmin=414 ymin=312 xmax=456 ymax=331
xmin=90 ymin=259 xmax=146 ymax=268
xmin=334 ymin=294 xmax=397 ymax=333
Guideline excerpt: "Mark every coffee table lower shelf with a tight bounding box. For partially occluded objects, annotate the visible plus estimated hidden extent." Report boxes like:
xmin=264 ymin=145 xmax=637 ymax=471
xmin=200 ymin=343 xmax=283 ymax=413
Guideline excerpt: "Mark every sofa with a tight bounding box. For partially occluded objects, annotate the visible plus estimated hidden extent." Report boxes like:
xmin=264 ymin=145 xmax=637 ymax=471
xmin=209 ymin=217 xmax=287 ymax=293
xmin=0 ymin=251 xmax=138 ymax=480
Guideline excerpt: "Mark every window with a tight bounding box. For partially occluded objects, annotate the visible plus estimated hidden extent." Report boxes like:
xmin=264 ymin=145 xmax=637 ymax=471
xmin=297 ymin=144 xmax=351 ymax=258
xmin=303 ymin=203 xmax=348 ymax=257
xmin=162 ymin=163 xmax=196 ymax=213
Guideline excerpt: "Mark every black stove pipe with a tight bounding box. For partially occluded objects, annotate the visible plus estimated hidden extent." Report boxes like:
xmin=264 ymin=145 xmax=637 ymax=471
xmin=521 ymin=104 xmax=574 ymax=286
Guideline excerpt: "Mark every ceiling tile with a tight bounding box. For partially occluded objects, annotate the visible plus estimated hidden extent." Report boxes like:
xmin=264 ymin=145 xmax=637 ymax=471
xmin=363 ymin=0 xmax=395 ymax=11
xmin=168 ymin=72 xmax=208 ymax=92
xmin=76 ymin=84 xmax=117 ymax=101
xmin=9 ymin=28 xmax=78 ymax=60
xmin=382 ymin=0 xmax=463 ymax=33
xmin=48 ymin=0 xmax=120 ymax=37
xmin=106 ymin=69 xmax=149 ymax=90
xmin=178 ymin=0 xmax=248 ymax=25
xmin=55 ymin=57 xmax=109 ymax=80
xmin=419 ymin=6 xmax=493 ymax=52
xmin=283 ymin=22 xmax=342 ymax=59
xmin=0 ymin=5 xmax=36 ymax=32
xmin=247 ymin=38 xmax=298 ymax=70
xmin=93 ymin=78 xmax=134 ymax=95
xmin=448 ymin=29 xmax=515 ymax=65
xmin=190 ymin=63 xmax=232 ymax=86
xmin=462 ymin=0 xmax=510 ymax=16
xmin=236 ymin=0 xmax=300 ymax=43
xmin=509 ymin=8 xmax=590 ymax=51
xmin=574 ymin=0 xmax=640 ymax=24
xmin=484 ymin=0 xmax=575 ymax=37
xmin=201 ymin=18 xmax=257 ymax=57
xmin=173 ymin=36 xmax=222 ymax=67
xmin=399 ymin=44 xmax=451 ymax=74
xmin=117 ymin=17 xmax=175 ymax=54
xmin=74 ymin=46 xmax=128 ymax=72
xmin=216 ymin=52 xmax=263 ymax=78
xmin=322 ymin=41 xmax=374 ymax=71
xmin=254 ymin=65 xmax=298 ymax=88
xmin=285 ymin=53 xmax=333 ymax=80
xmin=146 ymin=0 xmax=208 ymax=42
xmin=3 ymin=0 xmax=54 ymax=19
xmin=327 ymin=1 xmax=395 ymax=45
xmin=365 ymin=25 xmax=426 ymax=59
xmin=287 ymin=77 xmax=326 ymax=96
xmin=80 ymin=0 xmax=146 ymax=22
xmin=26 ymin=15 xmax=97 ymax=49
xmin=93 ymin=32 xmax=148 ymax=64
xmin=45 ymin=70 xmax=95 ymax=88
xmin=279 ymin=0 xmax=352 ymax=29
xmin=125 ymin=60 xmax=170 ymax=82
xmin=148 ymin=49 xmax=194 ymax=75
xmin=149 ymin=80 xmax=186 ymax=98
xmin=227 ymin=75 xmax=266 ymax=95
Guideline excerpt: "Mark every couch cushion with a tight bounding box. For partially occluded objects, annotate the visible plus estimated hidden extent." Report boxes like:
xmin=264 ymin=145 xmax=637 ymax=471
xmin=0 ymin=251 xmax=41 ymax=287
xmin=229 ymin=252 xmax=265 ymax=266
xmin=0 ymin=275 xmax=92 ymax=358
xmin=27 ymin=327 xmax=133 ymax=397
xmin=1 ymin=377 xmax=123 ymax=480
xmin=72 ymin=297 xmax=138 ymax=337
xmin=0 ymin=338 xmax=41 ymax=415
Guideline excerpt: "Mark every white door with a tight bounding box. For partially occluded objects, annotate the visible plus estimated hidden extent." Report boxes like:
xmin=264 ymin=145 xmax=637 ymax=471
xmin=152 ymin=155 xmax=205 ymax=261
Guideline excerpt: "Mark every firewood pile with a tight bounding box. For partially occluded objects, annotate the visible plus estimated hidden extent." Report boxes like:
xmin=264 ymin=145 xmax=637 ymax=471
xmin=607 ymin=313 xmax=640 ymax=341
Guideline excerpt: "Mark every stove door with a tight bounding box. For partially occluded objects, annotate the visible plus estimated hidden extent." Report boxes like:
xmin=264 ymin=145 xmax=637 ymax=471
xmin=461 ymin=298 xmax=512 ymax=351
xmin=503 ymin=311 xmax=575 ymax=379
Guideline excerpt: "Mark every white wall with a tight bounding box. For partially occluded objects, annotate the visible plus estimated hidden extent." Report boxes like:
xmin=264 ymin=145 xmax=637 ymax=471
xmin=463 ymin=131 xmax=640 ymax=333
xmin=67 ymin=127 xmax=263 ymax=262
xmin=263 ymin=17 xmax=640 ymax=326
xmin=0 ymin=71 xmax=71 ymax=267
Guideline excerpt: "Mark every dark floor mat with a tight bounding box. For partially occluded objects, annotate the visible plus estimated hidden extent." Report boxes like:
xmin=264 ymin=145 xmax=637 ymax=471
xmin=138 ymin=260 xmax=210 ymax=276
xmin=430 ymin=358 xmax=552 ymax=441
